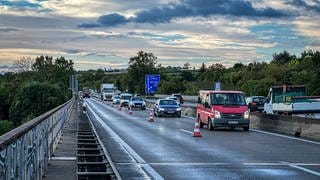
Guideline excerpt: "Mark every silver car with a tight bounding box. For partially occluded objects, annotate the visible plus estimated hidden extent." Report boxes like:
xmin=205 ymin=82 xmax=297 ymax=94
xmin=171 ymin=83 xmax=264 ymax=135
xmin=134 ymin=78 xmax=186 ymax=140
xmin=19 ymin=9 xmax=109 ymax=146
xmin=129 ymin=97 xmax=146 ymax=110
xmin=112 ymin=95 xmax=121 ymax=104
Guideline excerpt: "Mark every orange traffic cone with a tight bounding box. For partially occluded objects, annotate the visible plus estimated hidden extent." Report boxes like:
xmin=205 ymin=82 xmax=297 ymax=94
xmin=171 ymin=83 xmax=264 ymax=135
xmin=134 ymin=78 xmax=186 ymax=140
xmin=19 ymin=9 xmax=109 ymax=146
xmin=128 ymin=106 xmax=133 ymax=115
xmin=149 ymin=110 xmax=154 ymax=122
xmin=193 ymin=121 xmax=202 ymax=137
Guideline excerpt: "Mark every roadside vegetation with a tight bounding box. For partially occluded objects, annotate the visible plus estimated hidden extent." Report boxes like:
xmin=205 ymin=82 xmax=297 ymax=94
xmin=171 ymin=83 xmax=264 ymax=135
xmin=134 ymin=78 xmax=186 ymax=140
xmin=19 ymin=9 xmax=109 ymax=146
xmin=0 ymin=56 xmax=73 ymax=135
xmin=79 ymin=50 xmax=320 ymax=97
xmin=1 ymin=50 xmax=319 ymax=135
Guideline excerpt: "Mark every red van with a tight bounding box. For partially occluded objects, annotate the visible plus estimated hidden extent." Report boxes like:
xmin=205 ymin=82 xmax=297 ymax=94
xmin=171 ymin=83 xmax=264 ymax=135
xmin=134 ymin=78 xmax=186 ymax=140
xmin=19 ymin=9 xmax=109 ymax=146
xmin=197 ymin=90 xmax=250 ymax=131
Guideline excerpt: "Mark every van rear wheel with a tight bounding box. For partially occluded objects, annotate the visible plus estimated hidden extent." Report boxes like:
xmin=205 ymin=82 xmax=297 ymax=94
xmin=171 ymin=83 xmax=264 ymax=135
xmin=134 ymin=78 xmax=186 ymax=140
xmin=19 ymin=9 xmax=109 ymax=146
xmin=207 ymin=118 xmax=214 ymax=131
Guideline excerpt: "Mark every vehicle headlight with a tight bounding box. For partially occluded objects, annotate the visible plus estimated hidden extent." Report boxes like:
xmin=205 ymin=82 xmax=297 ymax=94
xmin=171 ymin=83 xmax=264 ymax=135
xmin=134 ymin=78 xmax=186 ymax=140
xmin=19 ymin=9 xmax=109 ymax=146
xmin=244 ymin=110 xmax=250 ymax=119
xmin=214 ymin=110 xmax=221 ymax=119
xmin=176 ymin=107 xmax=181 ymax=111
xmin=159 ymin=108 xmax=165 ymax=111
xmin=142 ymin=101 xmax=146 ymax=106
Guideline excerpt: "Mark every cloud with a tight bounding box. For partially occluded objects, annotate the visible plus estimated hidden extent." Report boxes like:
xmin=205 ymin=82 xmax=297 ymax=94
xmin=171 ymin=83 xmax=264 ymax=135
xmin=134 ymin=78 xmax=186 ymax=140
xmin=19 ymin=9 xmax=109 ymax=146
xmin=0 ymin=1 xmax=41 ymax=8
xmin=286 ymin=0 xmax=320 ymax=13
xmin=79 ymin=0 xmax=288 ymax=28
xmin=0 ymin=28 xmax=20 ymax=33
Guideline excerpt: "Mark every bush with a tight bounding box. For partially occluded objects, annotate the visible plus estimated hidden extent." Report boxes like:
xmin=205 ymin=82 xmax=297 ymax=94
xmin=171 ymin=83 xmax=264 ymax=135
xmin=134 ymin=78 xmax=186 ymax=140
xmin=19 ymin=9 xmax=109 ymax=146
xmin=0 ymin=120 xmax=14 ymax=136
xmin=9 ymin=82 xmax=68 ymax=126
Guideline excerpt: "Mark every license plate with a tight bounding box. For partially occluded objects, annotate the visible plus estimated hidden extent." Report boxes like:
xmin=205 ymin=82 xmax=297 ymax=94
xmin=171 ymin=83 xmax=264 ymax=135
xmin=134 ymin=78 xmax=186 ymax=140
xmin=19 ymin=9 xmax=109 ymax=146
xmin=258 ymin=107 xmax=264 ymax=109
xmin=228 ymin=121 xmax=239 ymax=124
xmin=167 ymin=111 xmax=174 ymax=113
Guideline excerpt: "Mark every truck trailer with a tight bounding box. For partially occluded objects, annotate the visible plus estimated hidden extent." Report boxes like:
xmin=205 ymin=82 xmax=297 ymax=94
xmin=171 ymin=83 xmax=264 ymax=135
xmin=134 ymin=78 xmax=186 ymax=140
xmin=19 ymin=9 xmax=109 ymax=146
xmin=264 ymin=85 xmax=320 ymax=118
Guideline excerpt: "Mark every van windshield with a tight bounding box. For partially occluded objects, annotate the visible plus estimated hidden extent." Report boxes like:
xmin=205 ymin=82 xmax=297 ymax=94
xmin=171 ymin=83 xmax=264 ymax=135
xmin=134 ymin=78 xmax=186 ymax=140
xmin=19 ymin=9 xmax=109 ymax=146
xmin=211 ymin=93 xmax=246 ymax=106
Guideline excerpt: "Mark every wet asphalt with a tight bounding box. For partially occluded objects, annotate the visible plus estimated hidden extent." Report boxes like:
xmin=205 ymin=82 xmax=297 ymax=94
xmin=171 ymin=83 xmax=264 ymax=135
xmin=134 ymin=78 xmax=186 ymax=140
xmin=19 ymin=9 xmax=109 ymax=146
xmin=85 ymin=98 xmax=320 ymax=180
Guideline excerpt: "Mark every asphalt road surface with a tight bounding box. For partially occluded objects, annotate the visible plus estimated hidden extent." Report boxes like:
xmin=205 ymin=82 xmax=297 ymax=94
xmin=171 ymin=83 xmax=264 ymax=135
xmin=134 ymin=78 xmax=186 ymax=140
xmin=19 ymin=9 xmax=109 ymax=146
xmin=84 ymin=98 xmax=320 ymax=180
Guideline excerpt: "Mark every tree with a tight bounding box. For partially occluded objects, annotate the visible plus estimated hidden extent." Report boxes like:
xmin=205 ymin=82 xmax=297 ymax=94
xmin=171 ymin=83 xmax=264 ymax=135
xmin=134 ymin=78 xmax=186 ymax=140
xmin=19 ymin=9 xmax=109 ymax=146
xmin=183 ymin=62 xmax=190 ymax=69
xmin=14 ymin=56 xmax=34 ymax=73
xmin=271 ymin=51 xmax=295 ymax=65
xmin=9 ymin=82 xmax=68 ymax=126
xmin=127 ymin=51 xmax=157 ymax=94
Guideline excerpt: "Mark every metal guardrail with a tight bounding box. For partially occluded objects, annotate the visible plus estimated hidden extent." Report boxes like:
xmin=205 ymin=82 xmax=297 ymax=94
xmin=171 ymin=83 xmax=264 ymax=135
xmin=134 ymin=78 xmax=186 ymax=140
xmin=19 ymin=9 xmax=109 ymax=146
xmin=0 ymin=98 xmax=74 ymax=180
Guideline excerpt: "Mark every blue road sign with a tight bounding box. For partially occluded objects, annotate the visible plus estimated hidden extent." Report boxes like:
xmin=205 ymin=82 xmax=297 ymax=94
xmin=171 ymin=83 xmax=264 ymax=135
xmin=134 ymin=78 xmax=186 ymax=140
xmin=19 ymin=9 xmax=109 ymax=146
xmin=145 ymin=74 xmax=160 ymax=94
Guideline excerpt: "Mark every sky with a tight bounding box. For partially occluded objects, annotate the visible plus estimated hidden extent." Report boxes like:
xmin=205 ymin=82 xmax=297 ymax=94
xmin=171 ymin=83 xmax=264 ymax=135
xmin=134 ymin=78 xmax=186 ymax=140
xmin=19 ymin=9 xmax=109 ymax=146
xmin=0 ymin=0 xmax=319 ymax=72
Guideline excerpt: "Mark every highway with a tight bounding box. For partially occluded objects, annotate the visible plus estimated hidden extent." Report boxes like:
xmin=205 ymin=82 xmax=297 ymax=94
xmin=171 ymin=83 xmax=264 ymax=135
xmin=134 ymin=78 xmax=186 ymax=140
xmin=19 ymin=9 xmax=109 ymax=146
xmin=85 ymin=98 xmax=320 ymax=179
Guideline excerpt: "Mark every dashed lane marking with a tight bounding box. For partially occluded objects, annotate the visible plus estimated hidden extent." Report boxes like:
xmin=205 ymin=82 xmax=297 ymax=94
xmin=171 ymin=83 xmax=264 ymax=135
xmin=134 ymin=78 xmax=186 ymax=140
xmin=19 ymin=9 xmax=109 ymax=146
xmin=179 ymin=129 xmax=194 ymax=135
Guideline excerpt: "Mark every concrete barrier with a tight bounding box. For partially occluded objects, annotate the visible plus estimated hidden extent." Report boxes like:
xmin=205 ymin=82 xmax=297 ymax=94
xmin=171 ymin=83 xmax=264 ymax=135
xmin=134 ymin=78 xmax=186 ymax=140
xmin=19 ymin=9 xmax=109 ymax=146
xmin=147 ymin=101 xmax=320 ymax=141
xmin=250 ymin=113 xmax=320 ymax=141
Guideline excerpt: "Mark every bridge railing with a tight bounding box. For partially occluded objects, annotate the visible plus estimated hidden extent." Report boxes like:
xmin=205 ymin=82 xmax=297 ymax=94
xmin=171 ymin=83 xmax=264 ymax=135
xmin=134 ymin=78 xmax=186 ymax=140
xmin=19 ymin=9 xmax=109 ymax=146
xmin=0 ymin=98 xmax=74 ymax=180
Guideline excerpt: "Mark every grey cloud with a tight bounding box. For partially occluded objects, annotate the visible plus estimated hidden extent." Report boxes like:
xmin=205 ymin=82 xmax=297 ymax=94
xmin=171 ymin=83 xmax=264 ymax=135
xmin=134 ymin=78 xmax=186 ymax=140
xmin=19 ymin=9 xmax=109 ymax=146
xmin=79 ymin=0 xmax=289 ymax=28
xmin=286 ymin=0 xmax=320 ymax=13
xmin=64 ymin=49 xmax=81 ymax=54
xmin=97 ymin=13 xmax=130 ymax=27
xmin=310 ymin=40 xmax=320 ymax=46
xmin=0 ymin=28 xmax=20 ymax=33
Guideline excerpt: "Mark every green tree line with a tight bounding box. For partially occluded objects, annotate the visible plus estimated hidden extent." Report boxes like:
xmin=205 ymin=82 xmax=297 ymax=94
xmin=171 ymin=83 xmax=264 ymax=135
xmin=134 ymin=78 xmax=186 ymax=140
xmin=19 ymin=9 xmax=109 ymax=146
xmin=78 ymin=50 xmax=320 ymax=97
xmin=0 ymin=56 xmax=73 ymax=135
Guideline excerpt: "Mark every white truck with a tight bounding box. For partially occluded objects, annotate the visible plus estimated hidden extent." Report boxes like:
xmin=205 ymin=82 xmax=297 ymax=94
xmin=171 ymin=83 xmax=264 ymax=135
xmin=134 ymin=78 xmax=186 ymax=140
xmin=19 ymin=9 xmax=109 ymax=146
xmin=101 ymin=83 xmax=115 ymax=101
xmin=264 ymin=85 xmax=320 ymax=118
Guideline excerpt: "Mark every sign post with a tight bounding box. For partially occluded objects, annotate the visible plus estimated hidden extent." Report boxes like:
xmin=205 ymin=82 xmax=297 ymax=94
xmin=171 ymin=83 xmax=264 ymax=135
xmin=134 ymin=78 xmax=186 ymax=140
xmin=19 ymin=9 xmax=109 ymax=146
xmin=145 ymin=74 xmax=160 ymax=95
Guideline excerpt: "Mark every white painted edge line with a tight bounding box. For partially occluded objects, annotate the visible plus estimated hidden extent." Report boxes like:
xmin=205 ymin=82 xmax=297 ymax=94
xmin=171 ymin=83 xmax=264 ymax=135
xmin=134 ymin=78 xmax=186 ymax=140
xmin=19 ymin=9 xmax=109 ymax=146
xmin=50 ymin=157 xmax=76 ymax=161
xmin=282 ymin=161 xmax=320 ymax=176
xmin=179 ymin=129 xmax=194 ymax=135
xmin=86 ymin=102 xmax=164 ymax=180
xmin=251 ymin=129 xmax=320 ymax=145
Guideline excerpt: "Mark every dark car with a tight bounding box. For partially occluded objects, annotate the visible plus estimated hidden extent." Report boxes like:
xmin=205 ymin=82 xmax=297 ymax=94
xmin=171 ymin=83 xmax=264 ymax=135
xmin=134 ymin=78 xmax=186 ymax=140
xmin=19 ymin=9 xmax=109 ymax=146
xmin=171 ymin=93 xmax=184 ymax=104
xmin=246 ymin=96 xmax=265 ymax=112
xmin=153 ymin=99 xmax=181 ymax=117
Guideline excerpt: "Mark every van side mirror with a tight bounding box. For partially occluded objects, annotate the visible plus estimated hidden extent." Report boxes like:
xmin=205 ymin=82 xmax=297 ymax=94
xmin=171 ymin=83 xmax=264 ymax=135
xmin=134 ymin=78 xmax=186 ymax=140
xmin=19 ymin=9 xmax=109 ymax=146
xmin=204 ymin=102 xmax=209 ymax=108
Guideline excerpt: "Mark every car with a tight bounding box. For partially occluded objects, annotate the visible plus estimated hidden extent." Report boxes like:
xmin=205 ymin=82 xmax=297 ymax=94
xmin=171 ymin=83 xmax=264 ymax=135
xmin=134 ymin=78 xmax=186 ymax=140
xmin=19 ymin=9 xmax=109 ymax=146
xmin=171 ymin=93 xmax=184 ymax=104
xmin=166 ymin=96 xmax=180 ymax=105
xmin=112 ymin=95 xmax=121 ymax=104
xmin=120 ymin=93 xmax=133 ymax=107
xmin=153 ymin=99 xmax=181 ymax=117
xmin=246 ymin=96 xmax=266 ymax=112
xmin=129 ymin=97 xmax=146 ymax=110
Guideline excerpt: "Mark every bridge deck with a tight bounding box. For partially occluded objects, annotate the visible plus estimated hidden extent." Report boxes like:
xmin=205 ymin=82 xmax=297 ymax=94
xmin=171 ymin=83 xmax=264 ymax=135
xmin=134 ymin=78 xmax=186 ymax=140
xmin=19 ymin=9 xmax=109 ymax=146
xmin=44 ymin=103 xmax=78 ymax=180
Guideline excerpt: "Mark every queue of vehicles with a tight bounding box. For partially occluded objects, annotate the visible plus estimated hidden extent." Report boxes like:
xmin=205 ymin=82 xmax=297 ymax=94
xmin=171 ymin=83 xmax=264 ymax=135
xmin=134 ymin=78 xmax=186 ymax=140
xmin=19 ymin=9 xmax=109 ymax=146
xmin=82 ymin=83 xmax=320 ymax=133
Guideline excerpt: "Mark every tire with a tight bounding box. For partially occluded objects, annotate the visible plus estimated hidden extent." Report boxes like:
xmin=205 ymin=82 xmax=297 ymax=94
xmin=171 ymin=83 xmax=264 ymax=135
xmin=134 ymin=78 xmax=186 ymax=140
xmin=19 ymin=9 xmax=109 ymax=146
xmin=207 ymin=118 xmax=214 ymax=131
xmin=243 ymin=126 xmax=249 ymax=131
xmin=198 ymin=115 xmax=204 ymax=128
xmin=177 ymin=113 xmax=181 ymax=118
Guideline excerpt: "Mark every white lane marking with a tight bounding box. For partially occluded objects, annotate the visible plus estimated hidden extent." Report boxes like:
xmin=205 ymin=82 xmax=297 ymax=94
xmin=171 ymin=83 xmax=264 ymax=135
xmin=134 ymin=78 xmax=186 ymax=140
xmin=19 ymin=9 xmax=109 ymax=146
xmin=179 ymin=129 xmax=194 ymax=135
xmin=282 ymin=161 xmax=320 ymax=176
xmin=86 ymin=103 xmax=163 ymax=180
xmin=50 ymin=157 xmax=76 ymax=161
xmin=251 ymin=129 xmax=320 ymax=145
